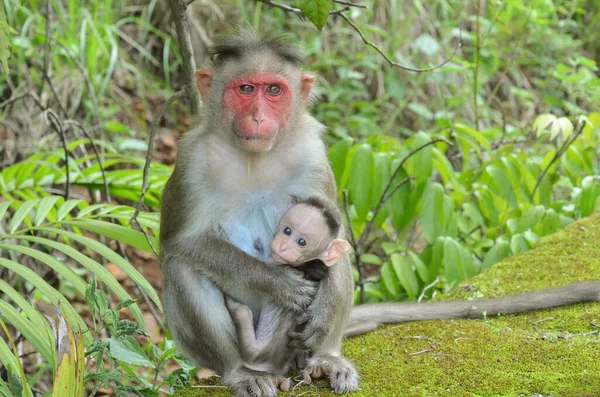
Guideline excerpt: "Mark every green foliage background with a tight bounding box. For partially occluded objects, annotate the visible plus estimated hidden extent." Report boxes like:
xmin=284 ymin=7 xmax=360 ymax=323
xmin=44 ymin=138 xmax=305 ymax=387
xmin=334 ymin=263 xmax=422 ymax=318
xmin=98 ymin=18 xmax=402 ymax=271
xmin=1 ymin=0 xmax=600 ymax=394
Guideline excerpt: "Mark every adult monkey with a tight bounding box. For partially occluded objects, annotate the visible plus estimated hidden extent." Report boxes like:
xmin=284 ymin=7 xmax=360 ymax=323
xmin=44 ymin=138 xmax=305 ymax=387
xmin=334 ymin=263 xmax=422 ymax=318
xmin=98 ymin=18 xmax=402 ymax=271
xmin=160 ymin=31 xmax=356 ymax=397
xmin=160 ymin=31 xmax=600 ymax=396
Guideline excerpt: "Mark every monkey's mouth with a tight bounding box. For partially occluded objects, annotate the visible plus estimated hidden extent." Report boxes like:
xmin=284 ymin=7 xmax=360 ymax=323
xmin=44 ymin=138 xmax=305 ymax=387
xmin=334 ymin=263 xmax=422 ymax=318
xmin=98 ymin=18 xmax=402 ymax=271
xmin=236 ymin=132 xmax=277 ymax=141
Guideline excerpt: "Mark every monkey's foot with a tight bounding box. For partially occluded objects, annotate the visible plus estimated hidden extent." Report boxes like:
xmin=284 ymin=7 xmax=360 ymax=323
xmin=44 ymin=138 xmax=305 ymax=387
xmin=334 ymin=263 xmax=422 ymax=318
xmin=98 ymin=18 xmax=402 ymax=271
xmin=226 ymin=369 xmax=289 ymax=397
xmin=303 ymin=355 xmax=359 ymax=394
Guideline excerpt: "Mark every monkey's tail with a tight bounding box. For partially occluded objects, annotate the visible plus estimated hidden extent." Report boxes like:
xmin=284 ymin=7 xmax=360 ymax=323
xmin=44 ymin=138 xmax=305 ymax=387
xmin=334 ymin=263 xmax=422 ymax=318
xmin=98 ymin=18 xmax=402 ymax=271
xmin=345 ymin=282 xmax=600 ymax=338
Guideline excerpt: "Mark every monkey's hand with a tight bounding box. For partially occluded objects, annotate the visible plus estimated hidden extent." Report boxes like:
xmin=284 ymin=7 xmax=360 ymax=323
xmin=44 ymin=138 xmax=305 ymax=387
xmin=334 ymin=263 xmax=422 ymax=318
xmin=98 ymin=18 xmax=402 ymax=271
xmin=268 ymin=265 xmax=318 ymax=312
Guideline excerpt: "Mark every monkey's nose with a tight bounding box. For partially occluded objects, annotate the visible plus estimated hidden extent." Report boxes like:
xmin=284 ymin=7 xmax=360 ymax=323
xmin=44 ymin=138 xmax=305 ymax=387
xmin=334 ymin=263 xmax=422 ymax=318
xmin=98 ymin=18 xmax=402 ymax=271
xmin=252 ymin=112 xmax=266 ymax=125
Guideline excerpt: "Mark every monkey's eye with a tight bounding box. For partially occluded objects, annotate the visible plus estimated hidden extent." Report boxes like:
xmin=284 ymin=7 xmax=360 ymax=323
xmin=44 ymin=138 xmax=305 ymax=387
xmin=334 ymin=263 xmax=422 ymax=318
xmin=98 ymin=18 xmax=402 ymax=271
xmin=239 ymin=84 xmax=255 ymax=94
xmin=266 ymin=85 xmax=281 ymax=95
xmin=283 ymin=226 xmax=292 ymax=236
xmin=297 ymin=238 xmax=307 ymax=247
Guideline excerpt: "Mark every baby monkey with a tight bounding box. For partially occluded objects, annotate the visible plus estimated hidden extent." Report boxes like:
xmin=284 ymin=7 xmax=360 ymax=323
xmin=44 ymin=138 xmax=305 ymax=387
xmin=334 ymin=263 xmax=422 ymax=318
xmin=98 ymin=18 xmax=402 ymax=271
xmin=225 ymin=197 xmax=351 ymax=388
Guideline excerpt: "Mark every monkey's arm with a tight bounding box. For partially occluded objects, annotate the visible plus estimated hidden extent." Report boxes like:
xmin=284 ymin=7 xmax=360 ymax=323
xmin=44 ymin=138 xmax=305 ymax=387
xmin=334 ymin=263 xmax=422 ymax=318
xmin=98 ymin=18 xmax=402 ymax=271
xmin=164 ymin=234 xmax=317 ymax=312
xmin=345 ymin=281 xmax=600 ymax=337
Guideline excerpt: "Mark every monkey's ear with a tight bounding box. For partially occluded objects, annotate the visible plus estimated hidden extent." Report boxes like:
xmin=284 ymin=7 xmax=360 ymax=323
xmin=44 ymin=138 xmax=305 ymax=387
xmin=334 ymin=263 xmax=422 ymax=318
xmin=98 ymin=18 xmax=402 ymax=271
xmin=301 ymin=73 xmax=316 ymax=101
xmin=196 ymin=69 xmax=213 ymax=99
xmin=319 ymin=239 xmax=351 ymax=267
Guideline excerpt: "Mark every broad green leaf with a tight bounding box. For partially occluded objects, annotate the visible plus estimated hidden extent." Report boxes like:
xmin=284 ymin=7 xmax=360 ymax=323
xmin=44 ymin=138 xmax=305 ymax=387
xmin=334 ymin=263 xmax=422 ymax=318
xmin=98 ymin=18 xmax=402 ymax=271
xmin=533 ymin=114 xmax=556 ymax=137
xmin=413 ymin=132 xmax=433 ymax=182
xmin=481 ymin=239 xmax=511 ymax=270
xmin=391 ymin=253 xmax=419 ymax=299
xmin=390 ymin=165 xmax=411 ymax=232
xmin=299 ymin=0 xmax=332 ymax=30
xmin=443 ymin=237 xmax=475 ymax=284
xmin=371 ymin=153 xmax=391 ymax=227
xmin=510 ymin=234 xmax=530 ymax=254
xmin=0 ymin=4 xmax=13 ymax=73
xmin=421 ymin=183 xmax=445 ymax=243
xmin=108 ymin=336 xmax=154 ymax=367
xmin=361 ymin=253 xmax=382 ymax=266
xmin=51 ymin=311 xmax=85 ymax=397
xmin=328 ymin=137 xmax=353 ymax=187
xmin=380 ymin=262 xmax=399 ymax=297
xmin=348 ymin=144 xmax=374 ymax=222
xmin=579 ymin=183 xmax=600 ymax=217
xmin=57 ymin=200 xmax=87 ymax=221
xmin=550 ymin=117 xmax=574 ymax=141
xmin=408 ymin=251 xmax=430 ymax=284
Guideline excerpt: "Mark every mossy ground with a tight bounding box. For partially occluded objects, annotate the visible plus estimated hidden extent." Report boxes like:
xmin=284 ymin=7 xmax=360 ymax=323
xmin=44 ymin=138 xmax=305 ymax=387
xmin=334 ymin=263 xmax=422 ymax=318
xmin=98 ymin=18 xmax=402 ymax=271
xmin=176 ymin=213 xmax=600 ymax=397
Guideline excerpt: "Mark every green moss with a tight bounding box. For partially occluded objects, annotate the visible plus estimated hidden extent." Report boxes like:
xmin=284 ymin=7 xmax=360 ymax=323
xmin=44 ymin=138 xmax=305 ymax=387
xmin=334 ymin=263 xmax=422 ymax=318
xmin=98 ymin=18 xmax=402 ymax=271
xmin=177 ymin=213 xmax=600 ymax=396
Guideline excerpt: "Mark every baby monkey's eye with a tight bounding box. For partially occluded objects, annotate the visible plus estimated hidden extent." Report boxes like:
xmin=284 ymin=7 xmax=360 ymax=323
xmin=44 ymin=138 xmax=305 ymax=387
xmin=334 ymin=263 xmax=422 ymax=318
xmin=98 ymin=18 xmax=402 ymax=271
xmin=283 ymin=226 xmax=292 ymax=236
xmin=297 ymin=238 xmax=307 ymax=247
xmin=239 ymin=84 xmax=254 ymax=94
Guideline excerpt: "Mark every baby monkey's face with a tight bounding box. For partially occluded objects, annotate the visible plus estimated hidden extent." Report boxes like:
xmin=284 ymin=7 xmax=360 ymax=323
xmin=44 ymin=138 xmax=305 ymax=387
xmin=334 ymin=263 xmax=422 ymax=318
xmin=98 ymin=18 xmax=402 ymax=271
xmin=270 ymin=204 xmax=331 ymax=265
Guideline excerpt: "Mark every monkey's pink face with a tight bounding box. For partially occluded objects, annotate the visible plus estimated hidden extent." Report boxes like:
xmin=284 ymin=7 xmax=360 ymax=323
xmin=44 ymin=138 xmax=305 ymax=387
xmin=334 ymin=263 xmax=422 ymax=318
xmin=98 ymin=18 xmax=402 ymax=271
xmin=222 ymin=74 xmax=293 ymax=152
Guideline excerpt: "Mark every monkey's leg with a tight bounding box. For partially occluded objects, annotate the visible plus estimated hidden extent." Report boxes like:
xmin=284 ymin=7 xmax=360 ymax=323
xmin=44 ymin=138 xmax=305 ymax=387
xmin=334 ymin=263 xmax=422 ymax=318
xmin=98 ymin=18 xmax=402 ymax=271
xmin=225 ymin=295 xmax=265 ymax=363
xmin=163 ymin=262 xmax=281 ymax=397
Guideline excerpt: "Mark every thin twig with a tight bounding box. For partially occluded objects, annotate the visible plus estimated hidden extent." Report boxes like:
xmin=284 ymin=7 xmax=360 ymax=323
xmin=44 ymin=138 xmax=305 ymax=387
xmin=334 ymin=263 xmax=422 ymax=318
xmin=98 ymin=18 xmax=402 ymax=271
xmin=43 ymin=74 xmax=68 ymax=117
xmin=0 ymin=92 xmax=29 ymax=109
xmin=418 ymin=277 xmax=440 ymax=303
xmin=255 ymin=0 xmax=302 ymax=15
xmin=333 ymin=0 xmax=367 ymax=8
xmin=130 ymin=90 xmax=184 ymax=225
xmin=44 ymin=109 xmax=70 ymax=200
xmin=337 ymin=13 xmax=462 ymax=73
xmin=408 ymin=346 xmax=436 ymax=356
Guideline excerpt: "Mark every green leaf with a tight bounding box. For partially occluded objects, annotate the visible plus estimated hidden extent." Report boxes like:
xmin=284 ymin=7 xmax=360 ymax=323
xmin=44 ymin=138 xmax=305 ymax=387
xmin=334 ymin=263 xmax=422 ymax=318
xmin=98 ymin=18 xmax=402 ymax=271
xmin=510 ymin=234 xmax=530 ymax=254
xmin=533 ymin=114 xmax=556 ymax=137
xmin=34 ymin=196 xmax=61 ymax=226
xmin=443 ymin=237 xmax=475 ymax=284
xmin=481 ymin=239 xmax=511 ymax=270
xmin=9 ymin=199 xmax=37 ymax=233
xmin=108 ymin=336 xmax=154 ymax=367
xmin=361 ymin=253 xmax=382 ymax=266
xmin=579 ymin=183 xmax=600 ymax=217
xmin=408 ymin=251 xmax=430 ymax=284
xmin=348 ymin=144 xmax=374 ymax=222
xmin=413 ymin=132 xmax=433 ymax=182
xmin=421 ymin=183 xmax=445 ymax=243
xmin=61 ymin=219 xmax=159 ymax=254
xmin=371 ymin=153 xmax=391 ymax=227
xmin=391 ymin=254 xmax=419 ymax=299
xmin=37 ymin=227 xmax=162 ymax=311
xmin=380 ymin=262 xmax=399 ymax=297
xmin=299 ymin=0 xmax=332 ymax=30
xmin=328 ymin=137 xmax=353 ymax=187
xmin=0 ymin=5 xmax=14 ymax=73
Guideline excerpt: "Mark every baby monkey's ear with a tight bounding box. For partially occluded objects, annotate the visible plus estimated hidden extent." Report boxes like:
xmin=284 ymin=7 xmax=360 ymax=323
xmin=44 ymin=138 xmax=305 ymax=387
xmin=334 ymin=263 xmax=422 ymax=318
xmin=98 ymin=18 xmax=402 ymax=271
xmin=319 ymin=239 xmax=352 ymax=267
